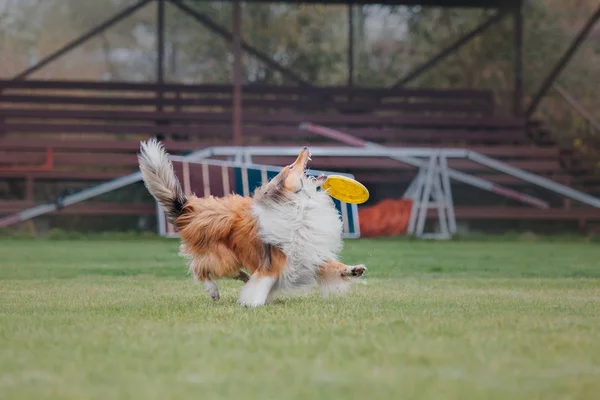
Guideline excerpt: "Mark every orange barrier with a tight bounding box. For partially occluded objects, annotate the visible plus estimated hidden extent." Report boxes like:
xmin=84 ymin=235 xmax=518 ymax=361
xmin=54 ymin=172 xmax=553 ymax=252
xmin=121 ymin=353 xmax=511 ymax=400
xmin=358 ymin=198 xmax=413 ymax=237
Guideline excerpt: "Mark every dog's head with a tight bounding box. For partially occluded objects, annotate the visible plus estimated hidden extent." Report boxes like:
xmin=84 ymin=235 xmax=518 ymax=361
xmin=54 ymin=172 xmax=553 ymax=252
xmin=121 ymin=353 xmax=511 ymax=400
xmin=254 ymin=147 xmax=326 ymax=202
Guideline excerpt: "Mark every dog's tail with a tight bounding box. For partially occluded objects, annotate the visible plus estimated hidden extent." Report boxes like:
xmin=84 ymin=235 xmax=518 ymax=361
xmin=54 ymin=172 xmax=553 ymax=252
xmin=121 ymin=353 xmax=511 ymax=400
xmin=138 ymin=138 xmax=187 ymax=223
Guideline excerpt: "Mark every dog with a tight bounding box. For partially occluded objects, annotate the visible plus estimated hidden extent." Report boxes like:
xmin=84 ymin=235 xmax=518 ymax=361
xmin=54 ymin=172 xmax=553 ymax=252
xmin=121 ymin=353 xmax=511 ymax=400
xmin=138 ymin=139 xmax=366 ymax=307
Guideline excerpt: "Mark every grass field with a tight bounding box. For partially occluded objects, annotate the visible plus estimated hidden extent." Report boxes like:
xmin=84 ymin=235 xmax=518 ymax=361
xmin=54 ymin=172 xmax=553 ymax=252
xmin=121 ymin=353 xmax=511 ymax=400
xmin=1 ymin=237 xmax=599 ymax=400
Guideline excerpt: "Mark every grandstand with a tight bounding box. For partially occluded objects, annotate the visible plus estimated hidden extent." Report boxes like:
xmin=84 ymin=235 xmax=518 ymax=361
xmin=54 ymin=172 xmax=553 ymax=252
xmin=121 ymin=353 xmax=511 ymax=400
xmin=1 ymin=0 xmax=600 ymax=235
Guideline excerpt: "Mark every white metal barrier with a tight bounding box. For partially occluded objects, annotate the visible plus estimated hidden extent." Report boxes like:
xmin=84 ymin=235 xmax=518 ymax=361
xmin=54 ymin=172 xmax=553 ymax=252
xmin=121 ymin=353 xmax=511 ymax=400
xmin=2 ymin=143 xmax=600 ymax=240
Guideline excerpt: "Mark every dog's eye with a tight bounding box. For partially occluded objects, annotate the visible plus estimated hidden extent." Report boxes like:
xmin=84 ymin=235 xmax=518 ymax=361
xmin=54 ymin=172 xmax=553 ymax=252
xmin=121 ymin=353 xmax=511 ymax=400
xmin=289 ymin=166 xmax=293 ymax=170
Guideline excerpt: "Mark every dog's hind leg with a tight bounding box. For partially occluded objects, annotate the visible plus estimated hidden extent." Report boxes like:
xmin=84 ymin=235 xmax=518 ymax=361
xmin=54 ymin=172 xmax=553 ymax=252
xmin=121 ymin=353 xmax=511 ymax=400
xmin=190 ymin=245 xmax=243 ymax=301
xmin=202 ymin=277 xmax=220 ymax=301
xmin=189 ymin=256 xmax=221 ymax=301
xmin=319 ymin=259 xmax=366 ymax=278
xmin=317 ymin=259 xmax=366 ymax=298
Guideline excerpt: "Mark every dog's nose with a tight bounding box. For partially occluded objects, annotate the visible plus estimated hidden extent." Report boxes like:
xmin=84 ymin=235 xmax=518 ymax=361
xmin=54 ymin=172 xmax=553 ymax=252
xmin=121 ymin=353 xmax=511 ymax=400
xmin=303 ymin=146 xmax=309 ymax=151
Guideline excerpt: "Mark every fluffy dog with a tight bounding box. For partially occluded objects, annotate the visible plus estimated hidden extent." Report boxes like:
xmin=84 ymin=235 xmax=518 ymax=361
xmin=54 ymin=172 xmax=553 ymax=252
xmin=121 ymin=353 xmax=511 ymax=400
xmin=138 ymin=139 xmax=366 ymax=307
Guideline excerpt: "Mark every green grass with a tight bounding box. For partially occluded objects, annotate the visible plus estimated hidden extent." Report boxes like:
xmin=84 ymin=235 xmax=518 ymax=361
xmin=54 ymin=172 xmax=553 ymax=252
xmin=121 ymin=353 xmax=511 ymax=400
xmin=1 ymin=238 xmax=599 ymax=400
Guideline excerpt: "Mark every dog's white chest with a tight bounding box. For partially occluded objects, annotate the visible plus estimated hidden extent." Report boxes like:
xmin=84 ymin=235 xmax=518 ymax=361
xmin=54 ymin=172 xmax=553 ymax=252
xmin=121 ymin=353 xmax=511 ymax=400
xmin=252 ymin=189 xmax=343 ymax=290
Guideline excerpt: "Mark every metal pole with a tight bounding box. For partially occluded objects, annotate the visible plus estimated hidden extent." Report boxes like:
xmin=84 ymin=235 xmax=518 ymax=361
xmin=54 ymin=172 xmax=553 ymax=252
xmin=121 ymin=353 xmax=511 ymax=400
xmin=526 ymin=6 xmax=600 ymax=117
xmin=553 ymin=83 xmax=600 ymax=132
xmin=347 ymin=4 xmax=354 ymax=90
xmin=439 ymin=155 xmax=457 ymax=234
xmin=156 ymin=0 xmax=165 ymax=139
xmin=299 ymin=123 xmax=550 ymax=209
xmin=433 ymin=172 xmax=449 ymax=237
xmin=513 ymin=4 xmax=523 ymax=116
xmin=169 ymin=0 xmax=311 ymax=87
xmin=232 ymin=0 xmax=242 ymax=145
xmin=415 ymin=155 xmax=437 ymax=236
xmin=468 ymin=151 xmax=600 ymax=208
xmin=157 ymin=0 xmax=165 ymax=86
xmin=0 ymin=148 xmax=215 ymax=228
xmin=156 ymin=202 xmax=166 ymax=236
xmin=14 ymin=0 xmax=152 ymax=80
xmin=406 ymin=170 xmax=425 ymax=235
xmin=388 ymin=10 xmax=508 ymax=90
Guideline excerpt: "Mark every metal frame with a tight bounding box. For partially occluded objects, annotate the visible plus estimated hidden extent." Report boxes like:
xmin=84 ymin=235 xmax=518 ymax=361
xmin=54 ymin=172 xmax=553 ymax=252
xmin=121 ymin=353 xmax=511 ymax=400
xmin=526 ymin=6 xmax=600 ymax=117
xmin=388 ymin=9 xmax=509 ymax=90
xmin=8 ymin=0 xmax=531 ymax=147
xmin=552 ymin=83 xmax=600 ymax=133
xmin=403 ymin=152 xmax=455 ymax=239
xmin=183 ymin=144 xmax=600 ymax=238
xmin=11 ymin=0 xmax=598 ymax=126
xmin=299 ymin=122 xmax=548 ymax=238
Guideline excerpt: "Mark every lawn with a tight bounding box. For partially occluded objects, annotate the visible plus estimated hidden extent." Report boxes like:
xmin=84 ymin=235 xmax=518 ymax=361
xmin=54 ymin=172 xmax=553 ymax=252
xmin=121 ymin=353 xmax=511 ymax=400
xmin=0 ymin=237 xmax=599 ymax=400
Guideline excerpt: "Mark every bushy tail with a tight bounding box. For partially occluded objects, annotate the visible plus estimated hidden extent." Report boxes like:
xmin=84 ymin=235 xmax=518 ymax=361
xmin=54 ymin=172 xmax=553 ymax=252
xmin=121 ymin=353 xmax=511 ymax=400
xmin=138 ymin=138 xmax=186 ymax=223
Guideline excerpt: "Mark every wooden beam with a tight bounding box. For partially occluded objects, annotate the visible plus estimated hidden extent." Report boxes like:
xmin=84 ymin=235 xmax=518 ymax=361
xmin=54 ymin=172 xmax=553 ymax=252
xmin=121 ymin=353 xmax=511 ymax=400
xmin=213 ymin=0 xmax=519 ymax=6
xmin=389 ymin=10 xmax=508 ymax=89
xmin=552 ymin=84 xmax=600 ymax=132
xmin=232 ymin=0 xmax=242 ymax=145
xmin=156 ymin=0 xmax=165 ymax=85
xmin=13 ymin=0 xmax=153 ymax=80
xmin=169 ymin=0 xmax=311 ymax=87
xmin=347 ymin=4 xmax=354 ymax=90
xmin=526 ymin=6 xmax=600 ymax=118
xmin=0 ymin=79 xmax=495 ymax=97
xmin=513 ymin=4 xmax=523 ymax=116
xmin=156 ymin=0 xmax=166 ymax=139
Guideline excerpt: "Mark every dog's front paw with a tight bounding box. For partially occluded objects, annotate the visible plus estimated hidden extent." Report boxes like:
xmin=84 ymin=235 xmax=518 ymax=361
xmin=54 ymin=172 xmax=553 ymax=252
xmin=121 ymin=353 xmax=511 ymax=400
xmin=238 ymin=298 xmax=266 ymax=308
xmin=344 ymin=264 xmax=367 ymax=277
xmin=238 ymin=287 xmax=266 ymax=307
xmin=237 ymin=276 xmax=275 ymax=307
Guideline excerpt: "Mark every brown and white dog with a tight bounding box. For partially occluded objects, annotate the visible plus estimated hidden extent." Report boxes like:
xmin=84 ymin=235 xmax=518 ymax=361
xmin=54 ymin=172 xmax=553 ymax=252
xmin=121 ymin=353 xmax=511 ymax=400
xmin=138 ymin=139 xmax=366 ymax=307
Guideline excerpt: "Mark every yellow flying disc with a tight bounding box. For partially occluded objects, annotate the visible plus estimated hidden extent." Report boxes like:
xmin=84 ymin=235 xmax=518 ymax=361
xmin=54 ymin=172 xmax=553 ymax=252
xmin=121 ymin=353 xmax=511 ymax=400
xmin=322 ymin=175 xmax=369 ymax=204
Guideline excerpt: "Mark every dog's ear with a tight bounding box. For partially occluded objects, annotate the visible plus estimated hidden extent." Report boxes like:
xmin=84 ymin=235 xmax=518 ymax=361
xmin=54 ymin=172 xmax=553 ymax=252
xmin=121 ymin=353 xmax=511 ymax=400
xmin=315 ymin=175 xmax=327 ymax=187
xmin=254 ymin=174 xmax=288 ymax=203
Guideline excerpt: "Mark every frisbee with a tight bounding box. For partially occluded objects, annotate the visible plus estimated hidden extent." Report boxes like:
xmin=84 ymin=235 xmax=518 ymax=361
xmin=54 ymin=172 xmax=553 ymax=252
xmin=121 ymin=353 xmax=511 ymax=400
xmin=322 ymin=175 xmax=369 ymax=204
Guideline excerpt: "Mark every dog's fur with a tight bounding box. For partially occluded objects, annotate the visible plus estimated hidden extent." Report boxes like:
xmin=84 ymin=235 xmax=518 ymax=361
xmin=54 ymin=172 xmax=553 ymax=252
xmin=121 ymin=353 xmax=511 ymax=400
xmin=138 ymin=139 xmax=366 ymax=307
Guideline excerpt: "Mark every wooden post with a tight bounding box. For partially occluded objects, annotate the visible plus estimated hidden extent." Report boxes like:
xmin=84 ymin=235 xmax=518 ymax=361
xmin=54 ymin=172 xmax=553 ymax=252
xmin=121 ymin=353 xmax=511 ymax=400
xmin=25 ymin=176 xmax=34 ymax=201
xmin=389 ymin=10 xmax=508 ymax=90
xmin=14 ymin=0 xmax=152 ymax=79
xmin=156 ymin=0 xmax=166 ymax=140
xmin=513 ymin=4 xmax=523 ymax=116
xmin=171 ymin=0 xmax=311 ymax=87
xmin=526 ymin=6 xmax=600 ymax=117
xmin=232 ymin=0 xmax=242 ymax=145
xmin=347 ymin=4 xmax=354 ymax=91
xmin=157 ymin=0 xmax=165 ymax=87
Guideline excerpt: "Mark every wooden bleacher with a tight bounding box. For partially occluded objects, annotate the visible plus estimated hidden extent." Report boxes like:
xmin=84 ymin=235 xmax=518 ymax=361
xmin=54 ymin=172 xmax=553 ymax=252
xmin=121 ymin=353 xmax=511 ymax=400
xmin=1 ymin=79 xmax=598 ymax=227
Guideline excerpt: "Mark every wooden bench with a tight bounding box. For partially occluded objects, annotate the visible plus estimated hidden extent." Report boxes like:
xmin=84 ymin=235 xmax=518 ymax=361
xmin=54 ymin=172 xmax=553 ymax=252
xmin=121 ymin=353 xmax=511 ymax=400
xmin=0 ymin=137 xmax=568 ymax=179
xmin=0 ymin=80 xmax=494 ymax=115
xmin=0 ymin=138 xmax=565 ymax=174
xmin=0 ymin=79 xmax=534 ymax=147
xmin=3 ymin=79 xmax=590 ymax=228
